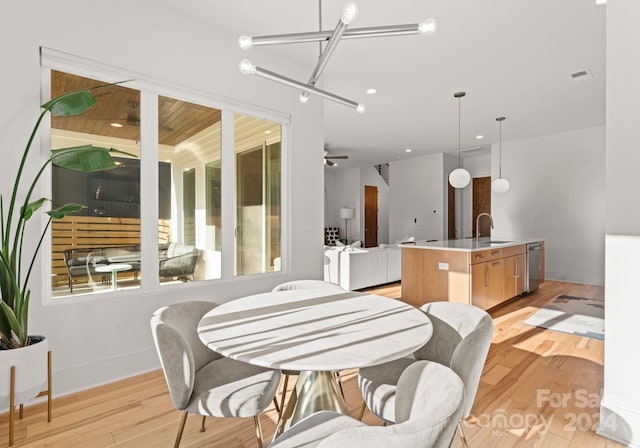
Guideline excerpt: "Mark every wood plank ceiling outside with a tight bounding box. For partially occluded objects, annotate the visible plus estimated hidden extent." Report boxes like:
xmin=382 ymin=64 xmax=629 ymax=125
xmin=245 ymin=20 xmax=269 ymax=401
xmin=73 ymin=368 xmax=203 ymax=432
xmin=50 ymin=70 xmax=221 ymax=146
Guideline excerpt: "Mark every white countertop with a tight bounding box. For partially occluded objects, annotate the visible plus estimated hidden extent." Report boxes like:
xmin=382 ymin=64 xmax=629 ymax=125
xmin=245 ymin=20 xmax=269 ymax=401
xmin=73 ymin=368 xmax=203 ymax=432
xmin=401 ymin=237 xmax=544 ymax=252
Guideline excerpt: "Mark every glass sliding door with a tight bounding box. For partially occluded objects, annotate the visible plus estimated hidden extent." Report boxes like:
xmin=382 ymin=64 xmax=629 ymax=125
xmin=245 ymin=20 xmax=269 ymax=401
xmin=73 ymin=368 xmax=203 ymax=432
xmin=234 ymin=114 xmax=282 ymax=276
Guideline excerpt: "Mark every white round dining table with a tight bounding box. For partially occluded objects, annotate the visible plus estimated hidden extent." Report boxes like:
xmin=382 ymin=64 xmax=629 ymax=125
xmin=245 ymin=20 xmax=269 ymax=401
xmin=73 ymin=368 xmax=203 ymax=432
xmin=197 ymin=288 xmax=432 ymax=434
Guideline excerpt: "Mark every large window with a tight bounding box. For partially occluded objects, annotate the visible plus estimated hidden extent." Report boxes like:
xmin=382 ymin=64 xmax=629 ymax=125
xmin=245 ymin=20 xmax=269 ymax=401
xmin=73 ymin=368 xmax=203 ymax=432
xmin=48 ymin=67 xmax=286 ymax=298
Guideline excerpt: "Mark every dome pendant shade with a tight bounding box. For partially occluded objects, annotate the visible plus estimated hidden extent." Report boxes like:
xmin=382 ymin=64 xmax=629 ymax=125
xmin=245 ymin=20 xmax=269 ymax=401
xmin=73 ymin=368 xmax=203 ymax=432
xmin=449 ymin=168 xmax=471 ymax=188
xmin=492 ymin=177 xmax=510 ymax=193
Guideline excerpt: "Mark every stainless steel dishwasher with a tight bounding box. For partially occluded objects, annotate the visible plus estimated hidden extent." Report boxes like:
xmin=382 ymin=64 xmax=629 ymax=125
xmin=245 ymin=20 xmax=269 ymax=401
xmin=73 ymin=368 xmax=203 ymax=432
xmin=526 ymin=242 xmax=543 ymax=293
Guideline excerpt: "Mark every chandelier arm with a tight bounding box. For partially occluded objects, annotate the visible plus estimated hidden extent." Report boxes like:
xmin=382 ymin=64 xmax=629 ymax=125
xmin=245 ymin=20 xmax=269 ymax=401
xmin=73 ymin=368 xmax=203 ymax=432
xmin=307 ymin=18 xmax=349 ymax=88
xmin=248 ymin=23 xmax=422 ymax=47
xmin=253 ymin=65 xmax=361 ymax=109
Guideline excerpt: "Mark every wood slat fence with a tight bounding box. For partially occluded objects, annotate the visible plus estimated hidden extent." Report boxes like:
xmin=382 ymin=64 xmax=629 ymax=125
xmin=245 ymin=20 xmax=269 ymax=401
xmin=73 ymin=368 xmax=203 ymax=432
xmin=51 ymin=216 xmax=171 ymax=287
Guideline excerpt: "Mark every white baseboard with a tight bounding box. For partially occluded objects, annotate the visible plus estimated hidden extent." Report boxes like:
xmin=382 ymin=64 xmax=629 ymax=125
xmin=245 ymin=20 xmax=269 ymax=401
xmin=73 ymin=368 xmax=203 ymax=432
xmin=598 ymin=400 xmax=640 ymax=447
xmin=53 ymin=348 xmax=160 ymax=398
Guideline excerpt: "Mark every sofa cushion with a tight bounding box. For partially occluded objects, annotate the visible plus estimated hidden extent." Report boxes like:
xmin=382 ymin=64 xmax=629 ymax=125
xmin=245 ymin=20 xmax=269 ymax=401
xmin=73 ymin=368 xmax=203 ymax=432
xmin=167 ymin=242 xmax=196 ymax=257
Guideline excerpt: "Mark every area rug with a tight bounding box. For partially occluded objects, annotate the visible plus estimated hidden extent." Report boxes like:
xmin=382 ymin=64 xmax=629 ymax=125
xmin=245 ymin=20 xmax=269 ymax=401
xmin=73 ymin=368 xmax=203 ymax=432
xmin=523 ymin=294 xmax=604 ymax=340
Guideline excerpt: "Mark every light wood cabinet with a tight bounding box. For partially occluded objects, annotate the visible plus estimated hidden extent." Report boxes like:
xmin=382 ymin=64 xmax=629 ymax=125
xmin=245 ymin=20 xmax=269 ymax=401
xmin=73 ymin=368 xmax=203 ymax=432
xmin=471 ymin=258 xmax=506 ymax=310
xmin=401 ymin=247 xmax=470 ymax=307
xmin=502 ymin=245 xmax=527 ymax=300
xmin=401 ymin=241 xmax=541 ymax=310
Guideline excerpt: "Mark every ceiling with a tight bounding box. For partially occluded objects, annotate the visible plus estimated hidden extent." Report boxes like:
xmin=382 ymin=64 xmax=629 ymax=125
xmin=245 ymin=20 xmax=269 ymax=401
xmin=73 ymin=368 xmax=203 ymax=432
xmin=180 ymin=0 xmax=605 ymax=169
xmin=51 ymin=71 xmax=221 ymax=146
xmin=62 ymin=1 xmax=606 ymax=169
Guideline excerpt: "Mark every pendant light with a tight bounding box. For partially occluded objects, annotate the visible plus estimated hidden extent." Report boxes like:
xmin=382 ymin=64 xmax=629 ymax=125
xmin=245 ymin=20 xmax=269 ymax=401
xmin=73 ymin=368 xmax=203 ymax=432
xmin=449 ymin=92 xmax=471 ymax=188
xmin=492 ymin=116 xmax=510 ymax=193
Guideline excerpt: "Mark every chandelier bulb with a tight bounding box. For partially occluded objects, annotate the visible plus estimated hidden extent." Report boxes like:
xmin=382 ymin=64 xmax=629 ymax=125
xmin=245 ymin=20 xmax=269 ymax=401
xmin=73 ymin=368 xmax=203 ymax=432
xmin=299 ymin=92 xmax=310 ymax=103
xmin=238 ymin=59 xmax=257 ymax=75
xmin=418 ymin=18 xmax=437 ymax=35
xmin=342 ymin=2 xmax=359 ymax=24
xmin=356 ymin=104 xmax=366 ymax=114
xmin=238 ymin=35 xmax=253 ymax=50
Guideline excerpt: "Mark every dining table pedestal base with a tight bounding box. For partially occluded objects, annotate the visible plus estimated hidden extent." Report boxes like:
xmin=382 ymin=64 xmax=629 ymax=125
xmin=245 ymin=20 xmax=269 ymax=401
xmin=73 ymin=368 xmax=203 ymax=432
xmin=275 ymin=370 xmax=347 ymax=438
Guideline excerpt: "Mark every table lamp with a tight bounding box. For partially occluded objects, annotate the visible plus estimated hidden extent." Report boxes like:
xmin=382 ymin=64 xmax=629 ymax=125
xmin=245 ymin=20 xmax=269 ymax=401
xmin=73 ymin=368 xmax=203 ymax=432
xmin=339 ymin=208 xmax=354 ymax=243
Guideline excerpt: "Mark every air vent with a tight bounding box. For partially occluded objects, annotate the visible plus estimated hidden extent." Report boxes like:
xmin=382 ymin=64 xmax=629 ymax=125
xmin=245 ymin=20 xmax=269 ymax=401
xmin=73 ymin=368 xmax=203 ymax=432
xmin=570 ymin=69 xmax=593 ymax=81
xmin=460 ymin=146 xmax=490 ymax=157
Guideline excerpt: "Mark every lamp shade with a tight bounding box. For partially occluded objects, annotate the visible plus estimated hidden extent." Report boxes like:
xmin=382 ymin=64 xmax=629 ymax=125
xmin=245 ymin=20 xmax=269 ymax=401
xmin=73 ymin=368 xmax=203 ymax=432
xmin=449 ymin=168 xmax=471 ymax=188
xmin=339 ymin=208 xmax=354 ymax=219
xmin=492 ymin=177 xmax=510 ymax=193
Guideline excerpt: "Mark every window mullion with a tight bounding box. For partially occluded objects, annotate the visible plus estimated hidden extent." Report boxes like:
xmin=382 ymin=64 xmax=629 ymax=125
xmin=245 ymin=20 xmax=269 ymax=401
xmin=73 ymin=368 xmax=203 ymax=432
xmin=140 ymin=91 xmax=159 ymax=287
xmin=220 ymin=110 xmax=236 ymax=279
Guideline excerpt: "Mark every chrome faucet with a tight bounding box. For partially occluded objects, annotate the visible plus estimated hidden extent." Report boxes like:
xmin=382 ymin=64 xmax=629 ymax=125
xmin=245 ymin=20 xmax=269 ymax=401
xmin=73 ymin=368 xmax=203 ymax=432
xmin=476 ymin=213 xmax=494 ymax=241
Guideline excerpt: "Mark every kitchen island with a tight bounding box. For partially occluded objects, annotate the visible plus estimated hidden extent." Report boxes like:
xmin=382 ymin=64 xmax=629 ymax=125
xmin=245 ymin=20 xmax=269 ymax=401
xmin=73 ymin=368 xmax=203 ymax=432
xmin=401 ymin=238 xmax=544 ymax=309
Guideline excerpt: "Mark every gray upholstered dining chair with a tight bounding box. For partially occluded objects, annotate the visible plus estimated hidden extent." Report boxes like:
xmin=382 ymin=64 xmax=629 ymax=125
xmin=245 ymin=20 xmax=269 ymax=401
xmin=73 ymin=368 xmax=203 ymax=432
xmin=271 ymin=280 xmax=347 ymax=410
xmin=150 ymin=301 xmax=282 ymax=448
xmin=269 ymin=360 xmax=464 ymax=448
xmin=358 ymin=302 xmax=494 ymax=448
xmin=271 ymin=279 xmax=345 ymax=292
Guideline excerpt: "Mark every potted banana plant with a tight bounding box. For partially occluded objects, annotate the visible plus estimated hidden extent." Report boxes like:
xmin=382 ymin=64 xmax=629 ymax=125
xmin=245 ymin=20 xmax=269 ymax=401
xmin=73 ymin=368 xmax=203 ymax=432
xmin=0 ymin=85 xmax=131 ymax=409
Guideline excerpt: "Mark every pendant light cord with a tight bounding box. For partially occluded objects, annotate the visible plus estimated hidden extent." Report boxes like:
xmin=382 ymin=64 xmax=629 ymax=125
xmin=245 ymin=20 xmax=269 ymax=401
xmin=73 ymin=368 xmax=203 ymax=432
xmin=499 ymin=119 xmax=502 ymax=178
xmin=458 ymin=96 xmax=461 ymax=167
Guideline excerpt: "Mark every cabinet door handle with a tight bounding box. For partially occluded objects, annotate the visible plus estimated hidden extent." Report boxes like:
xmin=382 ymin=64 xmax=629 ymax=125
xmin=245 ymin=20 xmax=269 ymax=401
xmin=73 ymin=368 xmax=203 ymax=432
xmin=492 ymin=261 xmax=501 ymax=267
xmin=491 ymin=251 xmax=500 ymax=255
xmin=475 ymin=254 xmax=484 ymax=259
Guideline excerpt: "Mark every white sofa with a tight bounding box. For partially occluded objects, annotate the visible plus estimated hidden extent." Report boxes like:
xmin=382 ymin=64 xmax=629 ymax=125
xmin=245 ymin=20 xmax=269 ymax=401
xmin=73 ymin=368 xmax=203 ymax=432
xmin=324 ymin=245 xmax=402 ymax=291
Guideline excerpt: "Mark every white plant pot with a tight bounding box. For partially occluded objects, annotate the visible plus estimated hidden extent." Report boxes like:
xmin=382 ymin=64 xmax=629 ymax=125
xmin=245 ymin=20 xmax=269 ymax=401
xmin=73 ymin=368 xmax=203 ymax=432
xmin=0 ymin=336 xmax=48 ymax=409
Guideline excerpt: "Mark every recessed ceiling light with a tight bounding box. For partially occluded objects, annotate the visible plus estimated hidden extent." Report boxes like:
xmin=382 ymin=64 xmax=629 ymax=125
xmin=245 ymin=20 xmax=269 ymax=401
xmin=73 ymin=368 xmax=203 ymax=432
xmin=475 ymin=135 xmax=484 ymax=140
xmin=366 ymin=88 xmax=377 ymax=95
xmin=594 ymin=0 xmax=606 ymax=5
xmin=110 ymin=122 xmax=123 ymax=128
xmin=405 ymin=148 xmax=412 ymax=153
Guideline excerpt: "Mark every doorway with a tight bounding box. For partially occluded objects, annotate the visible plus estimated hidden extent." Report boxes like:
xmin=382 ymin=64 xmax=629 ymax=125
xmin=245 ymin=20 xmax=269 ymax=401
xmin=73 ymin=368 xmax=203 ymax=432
xmin=472 ymin=176 xmax=492 ymax=238
xmin=364 ymin=185 xmax=378 ymax=247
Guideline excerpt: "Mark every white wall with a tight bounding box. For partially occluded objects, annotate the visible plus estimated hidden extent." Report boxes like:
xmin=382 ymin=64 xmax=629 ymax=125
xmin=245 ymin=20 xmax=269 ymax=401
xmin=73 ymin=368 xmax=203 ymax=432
xmin=324 ymin=166 xmax=390 ymax=245
xmin=1 ymin=0 xmax=324 ymax=398
xmin=600 ymin=2 xmax=640 ymax=445
xmin=324 ymin=169 xmax=339 ymax=229
xmin=491 ymin=126 xmax=606 ymax=285
xmin=360 ymin=166 xmax=390 ymax=245
xmin=332 ymin=167 xmax=361 ymax=241
xmin=389 ymin=153 xmax=445 ymax=243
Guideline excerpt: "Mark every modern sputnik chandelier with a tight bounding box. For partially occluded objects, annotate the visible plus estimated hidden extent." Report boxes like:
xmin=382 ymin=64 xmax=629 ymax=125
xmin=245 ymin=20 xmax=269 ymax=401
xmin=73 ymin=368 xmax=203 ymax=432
xmin=238 ymin=2 xmax=437 ymax=113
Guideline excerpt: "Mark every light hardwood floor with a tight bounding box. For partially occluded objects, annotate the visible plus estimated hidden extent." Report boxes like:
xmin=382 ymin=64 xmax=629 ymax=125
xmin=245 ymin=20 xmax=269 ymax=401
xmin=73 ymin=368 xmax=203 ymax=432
xmin=0 ymin=280 xmax=622 ymax=447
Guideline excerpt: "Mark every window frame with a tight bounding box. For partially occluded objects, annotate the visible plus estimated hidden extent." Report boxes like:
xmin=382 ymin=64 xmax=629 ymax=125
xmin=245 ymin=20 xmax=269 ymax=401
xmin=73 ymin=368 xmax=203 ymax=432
xmin=40 ymin=48 xmax=290 ymax=305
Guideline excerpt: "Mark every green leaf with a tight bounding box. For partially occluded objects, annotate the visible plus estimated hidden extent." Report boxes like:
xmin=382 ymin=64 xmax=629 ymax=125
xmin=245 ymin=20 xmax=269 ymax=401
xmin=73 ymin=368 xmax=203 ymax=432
xmin=47 ymin=203 xmax=85 ymax=219
xmin=51 ymin=145 xmax=136 ymax=172
xmin=42 ymin=90 xmax=96 ymax=117
xmin=20 ymin=197 xmax=47 ymax=221
xmin=0 ymin=302 xmax=22 ymax=341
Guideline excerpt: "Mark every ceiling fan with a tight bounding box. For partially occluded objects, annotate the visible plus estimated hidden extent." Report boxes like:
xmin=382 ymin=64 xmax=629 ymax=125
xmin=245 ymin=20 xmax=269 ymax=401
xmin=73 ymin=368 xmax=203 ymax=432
xmin=92 ymin=101 xmax=174 ymax=132
xmin=324 ymin=150 xmax=348 ymax=167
